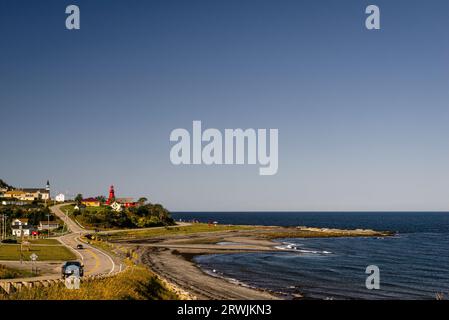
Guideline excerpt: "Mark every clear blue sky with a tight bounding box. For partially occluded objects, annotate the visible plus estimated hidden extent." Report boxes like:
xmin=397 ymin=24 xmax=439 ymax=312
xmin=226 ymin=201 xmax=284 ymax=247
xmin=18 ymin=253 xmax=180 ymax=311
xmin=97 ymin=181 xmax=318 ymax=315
xmin=1 ymin=0 xmax=448 ymax=211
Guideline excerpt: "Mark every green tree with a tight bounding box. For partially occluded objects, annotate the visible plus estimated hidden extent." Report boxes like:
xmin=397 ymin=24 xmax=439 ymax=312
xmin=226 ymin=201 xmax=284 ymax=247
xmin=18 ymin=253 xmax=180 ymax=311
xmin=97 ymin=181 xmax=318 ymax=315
xmin=96 ymin=196 xmax=106 ymax=204
xmin=74 ymin=194 xmax=83 ymax=204
xmin=138 ymin=197 xmax=148 ymax=206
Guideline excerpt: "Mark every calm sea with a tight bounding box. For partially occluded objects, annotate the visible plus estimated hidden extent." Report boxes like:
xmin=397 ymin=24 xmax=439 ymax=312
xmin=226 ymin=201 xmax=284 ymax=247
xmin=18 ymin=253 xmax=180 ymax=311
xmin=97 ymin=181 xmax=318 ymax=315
xmin=171 ymin=212 xmax=449 ymax=300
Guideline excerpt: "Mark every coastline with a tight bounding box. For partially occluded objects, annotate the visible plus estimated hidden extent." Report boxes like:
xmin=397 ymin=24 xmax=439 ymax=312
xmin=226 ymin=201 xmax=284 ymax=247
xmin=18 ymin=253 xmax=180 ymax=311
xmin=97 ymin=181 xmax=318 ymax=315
xmin=128 ymin=225 xmax=392 ymax=300
xmin=140 ymin=247 xmax=281 ymax=300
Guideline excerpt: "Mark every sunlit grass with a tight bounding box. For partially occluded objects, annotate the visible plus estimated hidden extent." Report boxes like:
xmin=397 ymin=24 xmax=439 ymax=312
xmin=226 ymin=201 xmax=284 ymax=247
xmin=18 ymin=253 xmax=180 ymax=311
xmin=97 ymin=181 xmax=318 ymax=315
xmin=0 ymin=244 xmax=76 ymax=261
xmin=0 ymin=265 xmax=33 ymax=279
xmin=0 ymin=265 xmax=179 ymax=300
xmin=98 ymin=223 xmax=254 ymax=241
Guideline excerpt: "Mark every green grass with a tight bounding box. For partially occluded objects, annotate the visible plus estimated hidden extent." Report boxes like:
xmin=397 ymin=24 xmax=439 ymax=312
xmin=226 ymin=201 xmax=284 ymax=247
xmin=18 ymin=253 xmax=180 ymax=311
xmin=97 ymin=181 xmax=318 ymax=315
xmin=260 ymin=228 xmax=394 ymax=239
xmin=96 ymin=223 xmax=393 ymax=243
xmin=99 ymin=223 xmax=254 ymax=241
xmin=61 ymin=204 xmax=102 ymax=219
xmin=0 ymin=244 xmax=76 ymax=261
xmin=0 ymin=265 xmax=179 ymax=300
xmin=61 ymin=204 xmax=103 ymax=215
xmin=60 ymin=204 xmax=76 ymax=215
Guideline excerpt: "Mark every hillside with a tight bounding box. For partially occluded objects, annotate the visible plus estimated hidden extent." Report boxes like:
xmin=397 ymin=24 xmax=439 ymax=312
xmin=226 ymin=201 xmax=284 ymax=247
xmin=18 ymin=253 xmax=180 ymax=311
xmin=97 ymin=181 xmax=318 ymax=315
xmin=0 ymin=179 xmax=12 ymax=190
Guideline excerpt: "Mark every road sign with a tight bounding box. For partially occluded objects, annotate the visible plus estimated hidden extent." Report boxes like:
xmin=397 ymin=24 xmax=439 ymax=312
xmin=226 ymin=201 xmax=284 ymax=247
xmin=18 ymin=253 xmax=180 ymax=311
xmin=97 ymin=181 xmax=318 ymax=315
xmin=30 ymin=253 xmax=38 ymax=261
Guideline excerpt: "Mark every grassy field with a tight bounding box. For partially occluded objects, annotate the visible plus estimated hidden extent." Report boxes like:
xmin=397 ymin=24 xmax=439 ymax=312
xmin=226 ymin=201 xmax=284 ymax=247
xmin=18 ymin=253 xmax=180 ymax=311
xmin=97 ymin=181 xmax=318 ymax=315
xmin=98 ymin=223 xmax=254 ymax=241
xmin=0 ymin=244 xmax=76 ymax=261
xmin=61 ymin=204 xmax=101 ymax=215
xmin=0 ymin=265 xmax=179 ymax=300
xmin=60 ymin=204 xmax=76 ymax=214
xmin=96 ymin=223 xmax=393 ymax=243
xmin=259 ymin=227 xmax=394 ymax=239
xmin=21 ymin=239 xmax=61 ymax=245
xmin=60 ymin=204 xmax=96 ymax=224
xmin=60 ymin=204 xmax=103 ymax=221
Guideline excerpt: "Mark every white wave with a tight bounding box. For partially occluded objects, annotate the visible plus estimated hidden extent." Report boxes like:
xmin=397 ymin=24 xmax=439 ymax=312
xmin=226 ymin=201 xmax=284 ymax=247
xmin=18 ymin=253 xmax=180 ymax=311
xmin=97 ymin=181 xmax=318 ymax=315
xmin=275 ymin=242 xmax=332 ymax=255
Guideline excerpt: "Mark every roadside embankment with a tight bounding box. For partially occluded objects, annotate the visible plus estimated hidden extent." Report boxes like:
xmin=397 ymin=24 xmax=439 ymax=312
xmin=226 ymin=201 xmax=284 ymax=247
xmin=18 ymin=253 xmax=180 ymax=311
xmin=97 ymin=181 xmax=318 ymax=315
xmin=0 ymin=264 xmax=177 ymax=300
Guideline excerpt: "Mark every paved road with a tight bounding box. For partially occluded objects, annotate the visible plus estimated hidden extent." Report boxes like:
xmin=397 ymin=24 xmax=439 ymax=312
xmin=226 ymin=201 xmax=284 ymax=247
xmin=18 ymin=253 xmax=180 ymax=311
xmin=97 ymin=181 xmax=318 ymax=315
xmin=0 ymin=204 xmax=118 ymax=284
xmin=51 ymin=203 xmax=118 ymax=277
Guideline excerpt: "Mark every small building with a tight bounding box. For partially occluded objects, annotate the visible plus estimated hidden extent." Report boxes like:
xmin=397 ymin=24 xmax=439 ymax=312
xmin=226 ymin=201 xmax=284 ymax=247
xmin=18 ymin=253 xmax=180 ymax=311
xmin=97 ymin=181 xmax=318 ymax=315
xmin=12 ymin=218 xmax=29 ymax=226
xmin=55 ymin=193 xmax=65 ymax=202
xmin=11 ymin=218 xmax=33 ymax=237
xmin=116 ymin=198 xmax=137 ymax=208
xmin=38 ymin=221 xmax=60 ymax=231
xmin=2 ymin=181 xmax=50 ymax=201
xmin=4 ymin=190 xmax=27 ymax=200
xmin=74 ymin=204 xmax=86 ymax=211
xmin=2 ymin=200 xmax=28 ymax=206
xmin=12 ymin=225 xmax=32 ymax=237
xmin=81 ymin=198 xmax=101 ymax=207
xmin=4 ymin=188 xmax=50 ymax=201
xmin=111 ymin=201 xmax=123 ymax=212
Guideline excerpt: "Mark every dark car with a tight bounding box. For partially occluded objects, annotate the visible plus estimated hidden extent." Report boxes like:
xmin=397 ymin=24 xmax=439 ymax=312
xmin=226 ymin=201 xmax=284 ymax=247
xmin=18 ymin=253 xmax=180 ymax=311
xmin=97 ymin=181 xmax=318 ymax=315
xmin=61 ymin=261 xmax=84 ymax=279
xmin=76 ymin=244 xmax=84 ymax=250
xmin=1 ymin=239 xmax=17 ymax=244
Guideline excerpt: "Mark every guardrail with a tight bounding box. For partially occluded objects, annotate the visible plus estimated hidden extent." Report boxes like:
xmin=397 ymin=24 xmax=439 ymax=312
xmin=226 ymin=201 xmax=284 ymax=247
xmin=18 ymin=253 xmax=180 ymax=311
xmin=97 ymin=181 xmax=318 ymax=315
xmin=0 ymin=270 xmax=124 ymax=295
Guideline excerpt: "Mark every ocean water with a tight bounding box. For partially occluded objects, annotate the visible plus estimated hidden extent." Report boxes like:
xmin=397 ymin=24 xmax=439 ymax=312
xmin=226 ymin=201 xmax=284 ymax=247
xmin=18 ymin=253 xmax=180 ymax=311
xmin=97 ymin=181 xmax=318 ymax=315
xmin=171 ymin=212 xmax=449 ymax=300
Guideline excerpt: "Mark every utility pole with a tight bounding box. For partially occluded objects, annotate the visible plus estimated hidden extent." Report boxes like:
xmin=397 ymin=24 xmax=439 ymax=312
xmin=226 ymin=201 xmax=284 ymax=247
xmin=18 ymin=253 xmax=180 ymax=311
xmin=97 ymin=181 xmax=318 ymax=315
xmin=64 ymin=209 xmax=69 ymax=234
xmin=1 ymin=214 xmax=4 ymax=241
xmin=20 ymin=232 xmax=23 ymax=264
xmin=46 ymin=213 xmax=51 ymax=238
xmin=0 ymin=214 xmax=5 ymax=240
xmin=0 ymin=214 xmax=12 ymax=242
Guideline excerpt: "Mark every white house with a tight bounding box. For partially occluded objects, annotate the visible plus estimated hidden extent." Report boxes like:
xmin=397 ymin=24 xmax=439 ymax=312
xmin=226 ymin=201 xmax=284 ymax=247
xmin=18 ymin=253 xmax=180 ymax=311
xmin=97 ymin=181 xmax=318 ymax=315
xmin=38 ymin=221 xmax=60 ymax=231
xmin=11 ymin=218 xmax=32 ymax=237
xmin=55 ymin=193 xmax=65 ymax=202
xmin=111 ymin=201 xmax=123 ymax=212
xmin=12 ymin=218 xmax=28 ymax=227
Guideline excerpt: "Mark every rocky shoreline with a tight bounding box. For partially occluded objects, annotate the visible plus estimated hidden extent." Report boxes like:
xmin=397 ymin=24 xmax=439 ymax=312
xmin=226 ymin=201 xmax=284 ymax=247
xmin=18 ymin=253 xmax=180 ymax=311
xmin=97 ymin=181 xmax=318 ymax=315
xmin=128 ymin=225 xmax=392 ymax=300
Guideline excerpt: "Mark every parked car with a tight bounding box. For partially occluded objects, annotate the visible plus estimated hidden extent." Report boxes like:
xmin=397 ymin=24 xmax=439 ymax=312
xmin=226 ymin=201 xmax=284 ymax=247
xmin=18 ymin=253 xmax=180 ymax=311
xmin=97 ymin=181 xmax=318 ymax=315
xmin=1 ymin=239 xmax=17 ymax=244
xmin=61 ymin=261 xmax=84 ymax=278
xmin=76 ymin=244 xmax=84 ymax=250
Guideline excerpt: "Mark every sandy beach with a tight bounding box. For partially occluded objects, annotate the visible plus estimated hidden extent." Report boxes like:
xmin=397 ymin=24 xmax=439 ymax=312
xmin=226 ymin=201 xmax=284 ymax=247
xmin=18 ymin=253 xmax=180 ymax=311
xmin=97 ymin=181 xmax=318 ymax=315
xmin=140 ymin=247 xmax=280 ymax=300
xmin=136 ymin=230 xmax=285 ymax=299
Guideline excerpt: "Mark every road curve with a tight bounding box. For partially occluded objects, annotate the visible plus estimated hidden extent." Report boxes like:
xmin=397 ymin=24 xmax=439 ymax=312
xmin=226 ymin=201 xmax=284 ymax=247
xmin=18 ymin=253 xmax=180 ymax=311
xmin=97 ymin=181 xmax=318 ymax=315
xmin=51 ymin=204 xmax=118 ymax=277
xmin=0 ymin=204 xmax=119 ymax=284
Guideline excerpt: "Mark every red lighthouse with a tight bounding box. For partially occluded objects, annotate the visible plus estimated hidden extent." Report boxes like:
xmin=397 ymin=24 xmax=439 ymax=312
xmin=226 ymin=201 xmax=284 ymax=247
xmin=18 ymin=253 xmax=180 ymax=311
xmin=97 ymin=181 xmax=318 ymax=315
xmin=106 ymin=185 xmax=116 ymax=205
